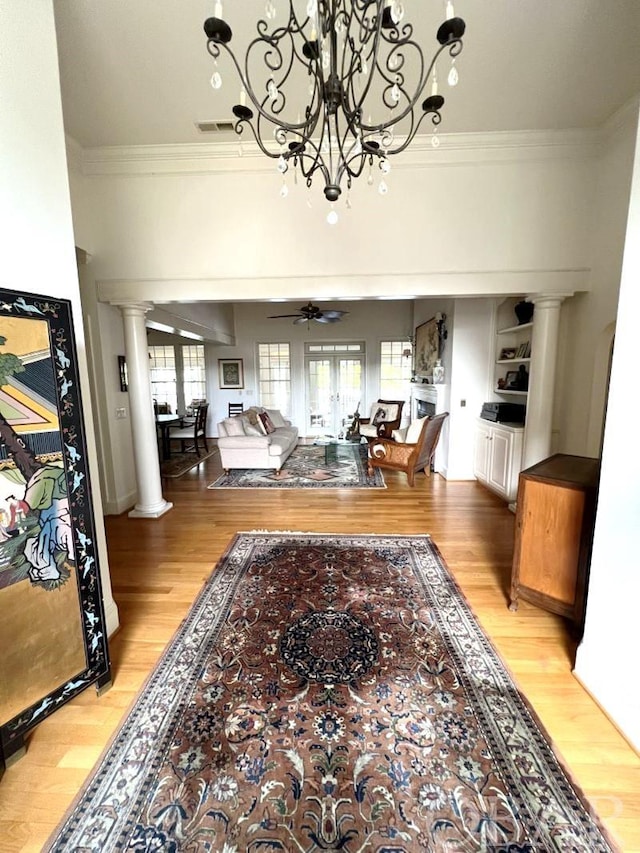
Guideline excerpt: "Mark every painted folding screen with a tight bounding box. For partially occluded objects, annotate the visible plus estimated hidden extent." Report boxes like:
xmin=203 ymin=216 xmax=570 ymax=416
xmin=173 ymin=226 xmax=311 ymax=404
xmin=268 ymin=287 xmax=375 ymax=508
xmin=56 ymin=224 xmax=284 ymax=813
xmin=0 ymin=288 xmax=110 ymax=768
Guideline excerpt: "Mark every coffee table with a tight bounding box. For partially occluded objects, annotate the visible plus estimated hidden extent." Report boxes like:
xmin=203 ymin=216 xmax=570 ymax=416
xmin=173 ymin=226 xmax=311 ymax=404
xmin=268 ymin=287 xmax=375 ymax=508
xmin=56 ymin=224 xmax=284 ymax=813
xmin=314 ymin=438 xmax=364 ymax=465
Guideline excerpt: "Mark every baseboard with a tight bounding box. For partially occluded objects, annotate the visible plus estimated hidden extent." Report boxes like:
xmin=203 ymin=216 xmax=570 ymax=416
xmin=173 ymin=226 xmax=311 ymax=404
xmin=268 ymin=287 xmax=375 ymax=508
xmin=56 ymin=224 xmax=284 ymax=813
xmin=103 ymin=593 xmax=120 ymax=638
xmin=103 ymin=489 xmax=138 ymax=516
xmin=572 ymin=670 xmax=639 ymax=756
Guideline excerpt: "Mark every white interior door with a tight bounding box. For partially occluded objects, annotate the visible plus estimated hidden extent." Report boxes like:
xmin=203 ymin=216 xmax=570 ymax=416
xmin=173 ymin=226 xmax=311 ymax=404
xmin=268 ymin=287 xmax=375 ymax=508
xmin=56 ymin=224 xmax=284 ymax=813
xmin=306 ymin=352 xmax=364 ymax=436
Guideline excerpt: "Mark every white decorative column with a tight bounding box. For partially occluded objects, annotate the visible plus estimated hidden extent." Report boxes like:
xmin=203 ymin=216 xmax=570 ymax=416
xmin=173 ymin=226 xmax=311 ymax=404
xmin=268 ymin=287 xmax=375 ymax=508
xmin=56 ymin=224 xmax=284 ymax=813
xmin=522 ymin=294 xmax=570 ymax=469
xmin=118 ymin=302 xmax=173 ymax=518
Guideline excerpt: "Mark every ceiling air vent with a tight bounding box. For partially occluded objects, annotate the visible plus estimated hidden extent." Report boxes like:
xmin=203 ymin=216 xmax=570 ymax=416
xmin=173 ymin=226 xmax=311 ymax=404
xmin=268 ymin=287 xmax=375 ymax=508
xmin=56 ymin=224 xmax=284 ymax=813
xmin=196 ymin=120 xmax=235 ymax=134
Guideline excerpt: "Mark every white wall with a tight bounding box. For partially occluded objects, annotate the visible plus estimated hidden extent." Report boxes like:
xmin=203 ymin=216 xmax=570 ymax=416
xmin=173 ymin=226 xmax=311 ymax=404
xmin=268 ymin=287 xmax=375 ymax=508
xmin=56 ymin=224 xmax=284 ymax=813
xmin=209 ymin=300 xmax=414 ymax=433
xmin=0 ymin=1 xmax=118 ymax=633
xmin=555 ymin=108 xmax=637 ymax=456
xmin=574 ymin=106 xmax=640 ymax=751
xmin=447 ymin=299 xmax=497 ymax=480
xmin=80 ymin=139 xmax=596 ymax=286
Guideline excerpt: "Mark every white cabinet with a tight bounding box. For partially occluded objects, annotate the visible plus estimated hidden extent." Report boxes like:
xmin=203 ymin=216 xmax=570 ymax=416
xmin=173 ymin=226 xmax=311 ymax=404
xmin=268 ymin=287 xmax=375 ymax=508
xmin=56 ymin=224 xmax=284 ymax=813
xmin=474 ymin=418 xmax=524 ymax=502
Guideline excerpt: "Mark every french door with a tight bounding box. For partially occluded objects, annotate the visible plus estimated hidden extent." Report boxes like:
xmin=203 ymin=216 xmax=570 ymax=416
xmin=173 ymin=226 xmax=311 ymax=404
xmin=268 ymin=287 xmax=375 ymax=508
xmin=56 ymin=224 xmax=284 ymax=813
xmin=305 ymin=343 xmax=365 ymax=436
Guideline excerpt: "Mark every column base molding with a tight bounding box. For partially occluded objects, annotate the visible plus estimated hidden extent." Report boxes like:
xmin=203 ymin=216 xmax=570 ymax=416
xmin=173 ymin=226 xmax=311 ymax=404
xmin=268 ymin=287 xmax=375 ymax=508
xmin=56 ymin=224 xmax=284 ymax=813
xmin=103 ymin=595 xmax=120 ymax=638
xmin=128 ymin=500 xmax=173 ymax=519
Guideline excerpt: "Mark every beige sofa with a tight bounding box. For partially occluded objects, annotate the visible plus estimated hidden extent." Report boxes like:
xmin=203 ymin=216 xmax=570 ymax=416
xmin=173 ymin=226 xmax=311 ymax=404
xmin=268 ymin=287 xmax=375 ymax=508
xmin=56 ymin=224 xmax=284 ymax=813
xmin=216 ymin=407 xmax=298 ymax=472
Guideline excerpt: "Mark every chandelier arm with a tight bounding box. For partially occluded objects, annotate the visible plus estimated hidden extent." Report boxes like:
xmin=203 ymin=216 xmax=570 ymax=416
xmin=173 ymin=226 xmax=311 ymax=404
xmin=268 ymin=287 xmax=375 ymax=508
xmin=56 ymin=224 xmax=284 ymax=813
xmin=380 ymin=110 xmax=440 ymax=158
xmin=332 ymin=107 xmax=371 ymax=187
xmin=232 ymin=115 xmax=284 ymax=160
xmin=296 ymin=142 xmax=331 ymax=189
xmin=359 ymin=39 xmax=461 ymax=136
xmin=209 ymin=22 xmax=322 ymax=133
xmin=340 ymin=1 xmax=386 ymax=119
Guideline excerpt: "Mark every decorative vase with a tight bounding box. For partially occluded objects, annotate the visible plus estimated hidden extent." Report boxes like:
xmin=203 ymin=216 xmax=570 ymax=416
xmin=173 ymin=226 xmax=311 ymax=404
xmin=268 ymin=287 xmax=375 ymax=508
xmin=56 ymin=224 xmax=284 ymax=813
xmin=432 ymin=359 xmax=445 ymax=384
xmin=514 ymin=300 xmax=534 ymax=325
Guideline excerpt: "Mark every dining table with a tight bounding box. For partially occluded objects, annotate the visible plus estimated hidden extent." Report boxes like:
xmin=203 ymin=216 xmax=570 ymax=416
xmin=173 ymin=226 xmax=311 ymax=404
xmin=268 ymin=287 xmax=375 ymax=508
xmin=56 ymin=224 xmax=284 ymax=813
xmin=155 ymin=413 xmax=182 ymax=460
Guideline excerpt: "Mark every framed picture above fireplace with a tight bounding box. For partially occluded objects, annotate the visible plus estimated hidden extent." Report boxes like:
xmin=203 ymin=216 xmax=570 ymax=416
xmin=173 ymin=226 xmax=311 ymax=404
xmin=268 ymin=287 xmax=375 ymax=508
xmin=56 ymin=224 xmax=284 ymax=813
xmin=414 ymin=317 xmax=440 ymax=380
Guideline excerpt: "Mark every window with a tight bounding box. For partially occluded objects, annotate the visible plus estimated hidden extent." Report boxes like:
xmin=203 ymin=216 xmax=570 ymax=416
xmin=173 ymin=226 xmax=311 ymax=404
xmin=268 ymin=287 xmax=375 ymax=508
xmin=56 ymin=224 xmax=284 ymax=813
xmin=182 ymin=344 xmax=206 ymax=406
xmin=380 ymin=340 xmax=413 ymax=401
xmin=258 ymin=343 xmax=291 ymax=414
xmin=149 ymin=344 xmax=206 ymax=415
xmin=149 ymin=345 xmax=177 ymax=413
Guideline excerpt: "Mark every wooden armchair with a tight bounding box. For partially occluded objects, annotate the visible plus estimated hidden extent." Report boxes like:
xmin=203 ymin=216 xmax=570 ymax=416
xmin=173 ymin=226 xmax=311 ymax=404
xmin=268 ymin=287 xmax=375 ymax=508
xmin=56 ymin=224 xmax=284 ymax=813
xmin=367 ymin=412 xmax=449 ymax=486
xmin=359 ymin=399 xmax=405 ymax=440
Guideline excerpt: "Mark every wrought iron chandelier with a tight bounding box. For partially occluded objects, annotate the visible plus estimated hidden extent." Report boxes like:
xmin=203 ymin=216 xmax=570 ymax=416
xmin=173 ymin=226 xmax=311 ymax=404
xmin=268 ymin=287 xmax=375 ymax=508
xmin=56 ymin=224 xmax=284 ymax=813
xmin=204 ymin=2 xmax=466 ymax=215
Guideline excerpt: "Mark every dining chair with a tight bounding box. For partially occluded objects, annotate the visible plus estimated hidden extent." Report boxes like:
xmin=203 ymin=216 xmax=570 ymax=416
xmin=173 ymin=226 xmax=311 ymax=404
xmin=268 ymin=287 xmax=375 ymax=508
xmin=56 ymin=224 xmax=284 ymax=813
xmin=228 ymin=402 xmax=244 ymax=417
xmin=169 ymin=403 xmax=209 ymax=456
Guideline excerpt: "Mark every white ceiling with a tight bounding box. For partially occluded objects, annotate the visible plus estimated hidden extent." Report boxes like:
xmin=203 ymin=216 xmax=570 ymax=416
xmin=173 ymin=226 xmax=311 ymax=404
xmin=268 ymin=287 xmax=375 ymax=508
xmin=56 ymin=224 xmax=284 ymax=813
xmin=53 ymin=0 xmax=640 ymax=150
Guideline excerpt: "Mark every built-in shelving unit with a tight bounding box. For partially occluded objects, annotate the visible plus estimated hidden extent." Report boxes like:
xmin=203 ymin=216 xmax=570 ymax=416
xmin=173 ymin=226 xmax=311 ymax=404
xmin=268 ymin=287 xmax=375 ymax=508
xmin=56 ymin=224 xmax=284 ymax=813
xmin=474 ymin=298 xmax=534 ymax=504
xmin=494 ymin=316 xmax=532 ymax=396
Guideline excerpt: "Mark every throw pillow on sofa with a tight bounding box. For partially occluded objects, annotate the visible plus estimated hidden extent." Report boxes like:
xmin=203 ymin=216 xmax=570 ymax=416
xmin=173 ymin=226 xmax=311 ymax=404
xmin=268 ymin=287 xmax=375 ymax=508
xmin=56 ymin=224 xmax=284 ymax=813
xmin=266 ymin=408 xmax=287 ymax=428
xmin=257 ymin=411 xmax=276 ymax=435
xmin=223 ymin=417 xmax=246 ymax=436
xmin=243 ymin=409 xmax=260 ymax=427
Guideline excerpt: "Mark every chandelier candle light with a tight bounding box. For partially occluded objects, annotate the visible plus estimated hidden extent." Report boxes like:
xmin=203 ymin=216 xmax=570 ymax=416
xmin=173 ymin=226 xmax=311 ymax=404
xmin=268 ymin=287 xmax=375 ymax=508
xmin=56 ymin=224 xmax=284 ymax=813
xmin=204 ymin=1 xmax=466 ymax=221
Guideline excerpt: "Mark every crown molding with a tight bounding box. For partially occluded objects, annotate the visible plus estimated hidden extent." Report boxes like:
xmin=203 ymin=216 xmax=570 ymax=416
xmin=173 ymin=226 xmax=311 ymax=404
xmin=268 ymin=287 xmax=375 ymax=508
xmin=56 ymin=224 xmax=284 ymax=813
xmin=600 ymin=95 xmax=640 ymax=143
xmin=65 ymin=134 xmax=84 ymax=175
xmin=76 ymin=127 xmax=603 ymax=178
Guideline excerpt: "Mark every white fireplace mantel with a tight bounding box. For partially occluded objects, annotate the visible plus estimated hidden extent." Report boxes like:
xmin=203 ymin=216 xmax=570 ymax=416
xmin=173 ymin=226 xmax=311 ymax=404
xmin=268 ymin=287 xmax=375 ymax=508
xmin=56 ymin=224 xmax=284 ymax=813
xmin=410 ymin=383 xmax=448 ymax=420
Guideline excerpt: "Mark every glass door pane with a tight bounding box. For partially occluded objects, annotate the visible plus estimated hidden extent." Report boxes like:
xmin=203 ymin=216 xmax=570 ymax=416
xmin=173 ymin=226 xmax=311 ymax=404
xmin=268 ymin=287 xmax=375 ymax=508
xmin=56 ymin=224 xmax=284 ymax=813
xmin=306 ymin=354 xmax=364 ymax=436
xmin=306 ymin=358 xmax=332 ymax=434
xmin=338 ymin=358 xmax=363 ymax=434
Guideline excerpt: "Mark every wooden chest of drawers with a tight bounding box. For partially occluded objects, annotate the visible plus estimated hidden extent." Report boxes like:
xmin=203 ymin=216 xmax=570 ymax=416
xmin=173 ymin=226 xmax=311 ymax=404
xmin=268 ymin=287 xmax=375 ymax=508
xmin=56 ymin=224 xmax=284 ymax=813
xmin=509 ymin=453 xmax=600 ymax=631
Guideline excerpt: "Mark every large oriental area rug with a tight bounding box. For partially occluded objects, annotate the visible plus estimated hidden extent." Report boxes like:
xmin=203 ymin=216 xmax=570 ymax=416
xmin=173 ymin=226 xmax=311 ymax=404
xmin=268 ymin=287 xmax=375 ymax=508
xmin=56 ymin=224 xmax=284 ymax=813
xmin=47 ymin=534 xmax=616 ymax=852
xmin=208 ymin=442 xmax=385 ymax=489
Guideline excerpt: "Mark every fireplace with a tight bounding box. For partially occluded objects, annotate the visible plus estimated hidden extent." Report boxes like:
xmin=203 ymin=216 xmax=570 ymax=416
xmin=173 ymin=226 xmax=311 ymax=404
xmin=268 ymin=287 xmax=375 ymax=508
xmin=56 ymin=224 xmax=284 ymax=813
xmin=411 ymin=384 xmax=445 ymax=421
xmin=416 ymin=398 xmax=436 ymax=418
xmin=410 ymin=384 xmax=447 ymax=474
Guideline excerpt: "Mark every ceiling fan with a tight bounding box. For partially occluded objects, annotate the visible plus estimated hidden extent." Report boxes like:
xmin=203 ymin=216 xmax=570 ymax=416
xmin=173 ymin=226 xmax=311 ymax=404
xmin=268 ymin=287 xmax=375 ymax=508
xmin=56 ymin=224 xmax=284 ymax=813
xmin=268 ymin=302 xmax=348 ymax=325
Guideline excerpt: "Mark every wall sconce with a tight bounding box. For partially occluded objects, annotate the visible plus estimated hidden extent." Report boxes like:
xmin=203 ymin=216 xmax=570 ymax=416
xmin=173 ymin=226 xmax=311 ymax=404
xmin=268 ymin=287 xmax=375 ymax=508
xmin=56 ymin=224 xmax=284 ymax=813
xmin=435 ymin=313 xmax=448 ymax=359
xmin=118 ymin=355 xmax=128 ymax=392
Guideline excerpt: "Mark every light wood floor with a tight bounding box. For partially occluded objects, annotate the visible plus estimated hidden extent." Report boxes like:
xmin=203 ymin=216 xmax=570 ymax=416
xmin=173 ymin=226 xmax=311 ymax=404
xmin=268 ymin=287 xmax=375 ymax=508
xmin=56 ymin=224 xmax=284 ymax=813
xmin=1 ymin=453 xmax=638 ymax=851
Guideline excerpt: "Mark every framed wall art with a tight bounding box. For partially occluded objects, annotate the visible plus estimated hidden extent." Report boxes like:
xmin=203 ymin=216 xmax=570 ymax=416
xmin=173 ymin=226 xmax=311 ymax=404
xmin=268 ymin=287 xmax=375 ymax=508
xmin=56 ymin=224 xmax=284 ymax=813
xmin=218 ymin=358 xmax=244 ymax=390
xmin=0 ymin=288 xmax=111 ymax=770
xmin=414 ymin=317 xmax=440 ymax=380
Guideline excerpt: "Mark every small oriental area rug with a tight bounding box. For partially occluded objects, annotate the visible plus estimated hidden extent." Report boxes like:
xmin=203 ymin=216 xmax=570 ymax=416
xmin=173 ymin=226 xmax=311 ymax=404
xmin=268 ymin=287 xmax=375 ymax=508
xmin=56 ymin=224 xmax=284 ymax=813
xmin=46 ymin=533 xmax=617 ymax=852
xmin=208 ymin=442 xmax=385 ymax=489
xmin=161 ymin=447 xmax=218 ymax=478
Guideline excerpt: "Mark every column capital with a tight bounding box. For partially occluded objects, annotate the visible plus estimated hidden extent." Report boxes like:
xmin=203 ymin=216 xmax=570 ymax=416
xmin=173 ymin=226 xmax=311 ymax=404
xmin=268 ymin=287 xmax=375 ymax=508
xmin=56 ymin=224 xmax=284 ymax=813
xmin=113 ymin=301 xmax=154 ymax=316
xmin=526 ymin=293 xmax=573 ymax=308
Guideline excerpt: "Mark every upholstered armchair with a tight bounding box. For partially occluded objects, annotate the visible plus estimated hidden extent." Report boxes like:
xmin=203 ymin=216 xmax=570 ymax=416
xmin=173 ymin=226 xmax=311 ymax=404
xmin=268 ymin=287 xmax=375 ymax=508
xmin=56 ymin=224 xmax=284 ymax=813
xmin=367 ymin=412 xmax=449 ymax=486
xmin=359 ymin=399 xmax=405 ymax=440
